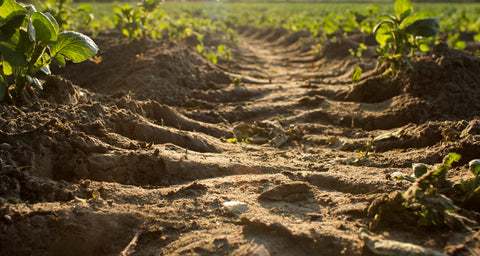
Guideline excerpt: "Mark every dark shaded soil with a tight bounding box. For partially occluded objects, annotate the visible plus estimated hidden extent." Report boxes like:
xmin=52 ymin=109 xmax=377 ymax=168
xmin=1 ymin=27 xmax=480 ymax=255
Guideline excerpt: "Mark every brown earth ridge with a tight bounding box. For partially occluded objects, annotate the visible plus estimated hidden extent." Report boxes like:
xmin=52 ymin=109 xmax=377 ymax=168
xmin=1 ymin=27 xmax=480 ymax=255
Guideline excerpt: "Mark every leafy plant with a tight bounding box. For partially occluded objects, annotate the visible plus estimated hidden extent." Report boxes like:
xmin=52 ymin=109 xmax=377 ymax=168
xmin=359 ymin=138 xmax=374 ymax=158
xmin=373 ymin=153 xmax=462 ymax=228
xmin=349 ymin=43 xmax=367 ymax=57
xmin=373 ymin=0 xmax=440 ymax=75
xmin=402 ymin=153 xmax=461 ymax=227
xmin=217 ymin=44 xmax=232 ymax=63
xmin=447 ymin=32 xmax=466 ymax=50
xmin=351 ymin=66 xmax=363 ymax=83
xmin=113 ymin=4 xmax=140 ymax=39
xmin=0 ymin=0 xmax=99 ymax=101
xmin=38 ymin=0 xmax=94 ymax=30
xmin=196 ymin=36 xmax=232 ymax=64
xmin=113 ymin=0 xmax=162 ymax=40
xmin=456 ymin=159 xmax=480 ymax=202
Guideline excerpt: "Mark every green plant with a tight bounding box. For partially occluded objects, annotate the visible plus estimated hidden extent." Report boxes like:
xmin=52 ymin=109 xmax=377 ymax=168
xmin=401 ymin=153 xmax=461 ymax=227
xmin=457 ymin=159 xmax=480 ymax=202
xmin=230 ymin=77 xmax=242 ymax=86
xmin=217 ymin=44 xmax=232 ymax=63
xmin=196 ymin=38 xmax=232 ymax=64
xmin=351 ymin=66 xmax=363 ymax=83
xmin=359 ymin=138 xmax=374 ymax=158
xmin=113 ymin=0 xmax=161 ymax=40
xmin=349 ymin=43 xmax=367 ymax=57
xmin=38 ymin=0 xmax=93 ymax=30
xmin=447 ymin=32 xmax=466 ymax=50
xmin=0 ymin=0 xmax=99 ymax=101
xmin=373 ymin=0 xmax=440 ymax=75
xmin=374 ymin=153 xmax=462 ymax=228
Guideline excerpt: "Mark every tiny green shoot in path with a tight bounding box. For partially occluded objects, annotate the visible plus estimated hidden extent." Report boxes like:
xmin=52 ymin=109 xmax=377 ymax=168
xmin=0 ymin=0 xmax=99 ymax=101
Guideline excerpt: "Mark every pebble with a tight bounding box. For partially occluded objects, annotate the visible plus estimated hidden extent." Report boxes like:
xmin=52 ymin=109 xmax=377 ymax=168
xmin=3 ymin=215 xmax=12 ymax=224
xmin=469 ymin=159 xmax=480 ymax=171
xmin=222 ymin=201 xmax=249 ymax=215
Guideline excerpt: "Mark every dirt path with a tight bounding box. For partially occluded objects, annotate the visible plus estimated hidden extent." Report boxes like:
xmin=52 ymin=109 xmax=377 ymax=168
xmin=1 ymin=28 xmax=480 ymax=255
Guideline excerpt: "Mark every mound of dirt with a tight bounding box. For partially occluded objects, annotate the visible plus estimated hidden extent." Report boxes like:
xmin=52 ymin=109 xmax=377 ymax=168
xmin=62 ymin=31 xmax=231 ymax=106
xmin=344 ymin=42 xmax=480 ymax=124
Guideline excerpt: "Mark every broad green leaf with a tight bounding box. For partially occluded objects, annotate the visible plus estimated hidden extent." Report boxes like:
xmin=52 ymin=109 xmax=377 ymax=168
xmin=43 ymin=12 xmax=59 ymax=36
xmin=373 ymin=20 xmax=394 ymax=35
xmin=474 ymin=33 xmax=480 ymax=42
xmin=2 ymin=56 xmax=12 ymax=75
xmin=405 ymin=18 xmax=440 ymax=37
xmin=418 ymin=40 xmax=431 ymax=52
xmin=0 ymin=0 xmax=28 ymax=19
xmin=15 ymin=29 xmax=33 ymax=55
xmin=400 ymin=11 xmax=434 ymax=28
xmin=0 ymin=79 xmax=6 ymax=101
xmin=375 ymin=24 xmax=393 ymax=47
xmin=31 ymin=12 xmax=57 ymax=43
xmin=50 ymin=31 xmax=99 ymax=63
xmin=394 ymin=0 xmax=412 ymax=21
xmin=0 ymin=14 xmax=26 ymax=38
xmin=78 ymin=9 xmax=94 ymax=24
xmin=0 ymin=42 xmax=27 ymax=67
xmin=112 ymin=6 xmax=123 ymax=15
xmin=53 ymin=53 xmax=66 ymax=67
xmin=444 ymin=153 xmax=461 ymax=167
xmin=453 ymin=40 xmax=466 ymax=50
xmin=352 ymin=66 xmax=363 ymax=82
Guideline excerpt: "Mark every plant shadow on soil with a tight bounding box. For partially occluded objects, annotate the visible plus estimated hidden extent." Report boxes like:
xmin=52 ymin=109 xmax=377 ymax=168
xmin=1 ymin=27 xmax=480 ymax=255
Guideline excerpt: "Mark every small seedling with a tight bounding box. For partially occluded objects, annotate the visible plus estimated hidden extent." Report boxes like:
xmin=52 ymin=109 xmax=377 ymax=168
xmin=230 ymin=77 xmax=242 ymax=86
xmin=359 ymin=138 xmax=374 ymax=158
xmin=349 ymin=43 xmax=367 ymax=57
xmin=351 ymin=66 xmax=363 ymax=82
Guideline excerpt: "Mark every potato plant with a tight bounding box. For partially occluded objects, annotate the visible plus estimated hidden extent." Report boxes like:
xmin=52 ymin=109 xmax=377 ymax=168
xmin=373 ymin=0 xmax=440 ymax=74
xmin=113 ymin=0 xmax=162 ymax=40
xmin=456 ymin=160 xmax=480 ymax=202
xmin=37 ymin=0 xmax=94 ymax=30
xmin=0 ymin=0 xmax=98 ymax=101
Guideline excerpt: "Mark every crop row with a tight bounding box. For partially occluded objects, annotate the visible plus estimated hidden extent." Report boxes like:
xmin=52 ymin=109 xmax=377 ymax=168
xmin=70 ymin=2 xmax=480 ymax=50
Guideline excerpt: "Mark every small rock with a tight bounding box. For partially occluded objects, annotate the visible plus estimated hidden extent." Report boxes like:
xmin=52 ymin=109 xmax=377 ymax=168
xmin=223 ymin=201 xmax=249 ymax=215
xmin=3 ymin=215 xmax=12 ymax=224
xmin=469 ymin=159 xmax=480 ymax=173
xmin=259 ymin=182 xmax=314 ymax=202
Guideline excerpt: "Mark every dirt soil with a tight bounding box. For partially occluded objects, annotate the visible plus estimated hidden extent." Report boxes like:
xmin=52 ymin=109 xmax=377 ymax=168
xmin=1 ymin=27 xmax=480 ymax=255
